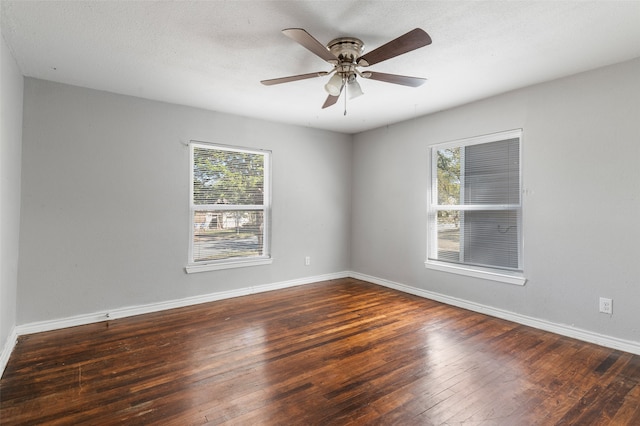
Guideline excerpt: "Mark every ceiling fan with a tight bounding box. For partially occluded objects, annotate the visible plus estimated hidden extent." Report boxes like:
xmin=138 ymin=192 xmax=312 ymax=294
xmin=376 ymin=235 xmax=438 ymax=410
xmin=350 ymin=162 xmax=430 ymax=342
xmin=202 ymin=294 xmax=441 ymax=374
xmin=261 ymin=28 xmax=432 ymax=111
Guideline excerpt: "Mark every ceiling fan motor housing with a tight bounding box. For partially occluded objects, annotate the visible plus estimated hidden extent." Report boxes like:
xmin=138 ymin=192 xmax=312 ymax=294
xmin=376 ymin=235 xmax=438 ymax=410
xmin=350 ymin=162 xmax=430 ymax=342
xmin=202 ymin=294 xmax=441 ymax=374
xmin=327 ymin=37 xmax=365 ymax=60
xmin=327 ymin=37 xmax=365 ymax=78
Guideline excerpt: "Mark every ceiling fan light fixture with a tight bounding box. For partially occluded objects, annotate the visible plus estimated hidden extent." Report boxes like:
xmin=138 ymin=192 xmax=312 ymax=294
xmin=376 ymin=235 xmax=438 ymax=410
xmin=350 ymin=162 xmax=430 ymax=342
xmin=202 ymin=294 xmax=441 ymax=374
xmin=347 ymin=78 xmax=363 ymax=99
xmin=324 ymin=73 xmax=343 ymax=96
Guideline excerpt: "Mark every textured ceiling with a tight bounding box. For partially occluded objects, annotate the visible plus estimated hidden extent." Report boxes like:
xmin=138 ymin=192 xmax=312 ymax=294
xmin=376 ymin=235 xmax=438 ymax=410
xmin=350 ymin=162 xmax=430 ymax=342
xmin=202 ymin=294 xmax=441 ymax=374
xmin=2 ymin=1 xmax=640 ymax=134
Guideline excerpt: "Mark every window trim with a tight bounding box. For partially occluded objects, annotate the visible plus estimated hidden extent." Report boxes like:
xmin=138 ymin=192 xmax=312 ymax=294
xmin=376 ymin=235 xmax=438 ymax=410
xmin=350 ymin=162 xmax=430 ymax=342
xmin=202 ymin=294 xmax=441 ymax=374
xmin=186 ymin=141 xmax=272 ymax=274
xmin=425 ymin=129 xmax=526 ymax=286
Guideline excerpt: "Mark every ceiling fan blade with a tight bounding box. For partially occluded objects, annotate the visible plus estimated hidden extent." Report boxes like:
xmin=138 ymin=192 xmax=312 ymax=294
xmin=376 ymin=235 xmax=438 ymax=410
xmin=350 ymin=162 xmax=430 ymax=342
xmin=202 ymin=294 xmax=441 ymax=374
xmin=322 ymin=94 xmax=340 ymax=109
xmin=261 ymin=71 xmax=328 ymax=86
xmin=322 ymin=85 xmax=343 ymax=109
xmin=357 ymin=28 xmax=432 ymax=67
xmin=365 ymin=72 xmax=427 ymax=87
xmin=282 ymin=28 xmax=339 ymax=64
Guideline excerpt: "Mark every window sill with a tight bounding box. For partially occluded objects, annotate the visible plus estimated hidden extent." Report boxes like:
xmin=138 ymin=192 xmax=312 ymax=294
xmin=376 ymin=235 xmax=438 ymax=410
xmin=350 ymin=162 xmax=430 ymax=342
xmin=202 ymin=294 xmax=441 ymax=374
xmin=424 ymin=259 xmax=526 ymax=286
xmin=185 ymin=257 xmax=272 ymax=274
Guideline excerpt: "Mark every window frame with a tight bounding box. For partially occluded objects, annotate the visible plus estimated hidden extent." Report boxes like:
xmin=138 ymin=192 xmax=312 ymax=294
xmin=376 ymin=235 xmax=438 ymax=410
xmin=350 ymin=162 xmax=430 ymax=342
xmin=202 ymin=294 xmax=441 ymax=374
xmin=425 ymin=129 xmax=526 ymax=285
xmin=186 ymin=141 xmax=272 ymax=274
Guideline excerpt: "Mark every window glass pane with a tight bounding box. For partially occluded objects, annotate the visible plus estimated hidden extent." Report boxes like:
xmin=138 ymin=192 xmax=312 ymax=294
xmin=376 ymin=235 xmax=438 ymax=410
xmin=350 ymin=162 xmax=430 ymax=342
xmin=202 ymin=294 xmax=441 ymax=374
xmin=192 ymin=210 xmax=264 ymax=262
xmin=463 ymin=210 xmax=520 ymax=270
xmin=435 ymin=210 xmax=461 ymax=262
xmin=464 ymin=139 xmax=519 ymax=205
xmin=433 ymin=209 xmax=520 ymax=270
xmin=436 ymin=148 xmax=461 ymax=205
xmin=193 ymin=147 xmax=265 ymax=206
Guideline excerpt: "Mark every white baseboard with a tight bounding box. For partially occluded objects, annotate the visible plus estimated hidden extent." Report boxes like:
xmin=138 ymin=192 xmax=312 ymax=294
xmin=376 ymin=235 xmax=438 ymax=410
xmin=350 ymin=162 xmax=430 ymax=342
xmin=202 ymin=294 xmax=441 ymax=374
xmin=0 ymin=326 xmax=18 ymax=377
xmin=2 ymin=271 xmax=348 ymax=377
xmin=350 ymin=271 xmax=640 ymax=356
xmin=4 ymin=268 xmax=638 ymax=379
xmin=13 ymin=271 xmax=350 ymax=337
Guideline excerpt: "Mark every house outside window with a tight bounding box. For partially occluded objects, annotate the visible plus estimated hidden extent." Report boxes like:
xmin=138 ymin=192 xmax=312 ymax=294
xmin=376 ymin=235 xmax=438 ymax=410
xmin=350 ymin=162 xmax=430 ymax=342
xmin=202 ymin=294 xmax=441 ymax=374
xmin=186 ymin=142 xmax=272 ymax=273
xmin=426 ymin=129 xmax=525 ymax=285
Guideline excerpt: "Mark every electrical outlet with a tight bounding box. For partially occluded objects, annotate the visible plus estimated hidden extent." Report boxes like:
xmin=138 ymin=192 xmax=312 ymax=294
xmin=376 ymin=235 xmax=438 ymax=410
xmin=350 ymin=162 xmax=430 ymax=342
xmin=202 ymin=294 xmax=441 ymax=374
xmin=599 ymin=297 xmax=613 ymax=314
xmin=305 ymin=256 xmax=311 ymax=266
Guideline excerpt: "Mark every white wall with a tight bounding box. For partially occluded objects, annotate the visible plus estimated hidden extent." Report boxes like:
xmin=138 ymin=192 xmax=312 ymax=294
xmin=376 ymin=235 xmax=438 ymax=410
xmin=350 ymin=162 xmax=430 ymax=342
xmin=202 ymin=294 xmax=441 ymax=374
xmin=351 ymin=58 xmax=640 ymax=343
xmin=0 ymin=35 xmax=23 ymax=367
xmin=17 ymin=79 xmax=352 ymax=324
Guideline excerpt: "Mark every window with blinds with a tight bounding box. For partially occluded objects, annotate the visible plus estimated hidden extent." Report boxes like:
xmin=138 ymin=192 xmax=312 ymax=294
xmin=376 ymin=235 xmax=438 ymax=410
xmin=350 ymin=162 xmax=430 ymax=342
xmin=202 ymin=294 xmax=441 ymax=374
xmin=427 ymin=129 xmax=524 ymax=284
xmin=187 ymin=142 xmax=271 ymax=272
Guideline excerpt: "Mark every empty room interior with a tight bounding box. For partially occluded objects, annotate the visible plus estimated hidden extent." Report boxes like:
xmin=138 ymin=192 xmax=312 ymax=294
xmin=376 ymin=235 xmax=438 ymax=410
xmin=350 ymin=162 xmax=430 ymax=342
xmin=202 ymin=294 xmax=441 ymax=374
xmin=1 ymin=1 xmax=639 ymax=424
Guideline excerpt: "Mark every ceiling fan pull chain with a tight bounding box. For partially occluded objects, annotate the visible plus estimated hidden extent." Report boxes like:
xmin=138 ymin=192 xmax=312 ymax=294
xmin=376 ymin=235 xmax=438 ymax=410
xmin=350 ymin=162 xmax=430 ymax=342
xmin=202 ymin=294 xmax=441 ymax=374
xmin=344 ymin=82 xmax=348 ymax=116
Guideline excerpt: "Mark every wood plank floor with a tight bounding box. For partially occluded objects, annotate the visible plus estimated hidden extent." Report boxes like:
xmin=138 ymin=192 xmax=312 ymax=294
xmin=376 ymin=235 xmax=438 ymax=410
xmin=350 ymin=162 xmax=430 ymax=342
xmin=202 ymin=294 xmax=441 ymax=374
xmin=1 ymin=278 xmax=639 ymax=425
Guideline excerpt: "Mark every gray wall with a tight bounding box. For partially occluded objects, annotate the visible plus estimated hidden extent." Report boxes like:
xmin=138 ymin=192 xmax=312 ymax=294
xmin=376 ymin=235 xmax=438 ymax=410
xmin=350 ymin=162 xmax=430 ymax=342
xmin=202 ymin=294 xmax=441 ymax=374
xmin=352 ymin=58 xmax=640 ymax=343
xmin=13 ymin=58 xmax=640 ymax=347
xmin=1 ymin=36 xmax=23 ymax=353
xmin=17 ymin=79 xmax=352 ymax=324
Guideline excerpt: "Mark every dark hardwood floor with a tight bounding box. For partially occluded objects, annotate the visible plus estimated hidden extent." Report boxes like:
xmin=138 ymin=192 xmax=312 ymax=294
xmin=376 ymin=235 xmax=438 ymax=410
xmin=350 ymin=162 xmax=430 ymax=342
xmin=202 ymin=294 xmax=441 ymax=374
xmin=1 ymin=278 xmax=639 ymax=425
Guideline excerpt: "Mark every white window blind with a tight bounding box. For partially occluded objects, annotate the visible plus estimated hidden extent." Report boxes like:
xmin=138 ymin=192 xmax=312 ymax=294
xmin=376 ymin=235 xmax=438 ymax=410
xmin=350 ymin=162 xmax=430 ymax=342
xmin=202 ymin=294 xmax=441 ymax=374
xmin=188 ymin=142 xmax=271 ymax=271
xmin=427 ymin=130 xmax=523 ymax=281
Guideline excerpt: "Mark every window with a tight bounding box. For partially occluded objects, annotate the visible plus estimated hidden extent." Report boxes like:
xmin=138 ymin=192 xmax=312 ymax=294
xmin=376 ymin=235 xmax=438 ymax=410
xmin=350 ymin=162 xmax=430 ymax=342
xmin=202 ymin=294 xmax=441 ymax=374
xmin=186 ymin=142 xmax=271 ymax=273
xmin=426 ymin=129 xmax=525 ymax=285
